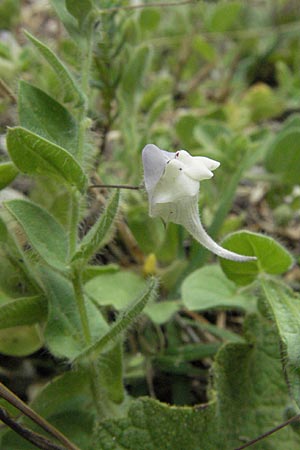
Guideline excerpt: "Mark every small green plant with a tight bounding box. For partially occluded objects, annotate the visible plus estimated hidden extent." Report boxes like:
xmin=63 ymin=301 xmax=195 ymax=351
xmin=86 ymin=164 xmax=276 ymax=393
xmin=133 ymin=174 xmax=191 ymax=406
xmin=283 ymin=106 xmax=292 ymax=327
xmin=0 ymin=1 xmax=300 ymax=449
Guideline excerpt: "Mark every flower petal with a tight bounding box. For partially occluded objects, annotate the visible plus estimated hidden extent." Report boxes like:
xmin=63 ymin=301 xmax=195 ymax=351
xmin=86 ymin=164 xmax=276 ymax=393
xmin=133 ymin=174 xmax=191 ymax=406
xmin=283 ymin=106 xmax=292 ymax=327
xmin=152 ymin=159 xmax=199 ymax=204
xmin=175 ymin=150 xmax=220 ymax=181
xmin=180 ymin=198 xmax=257 ymax=262
xmin=142 ymin=144 xmax=174 ymax=193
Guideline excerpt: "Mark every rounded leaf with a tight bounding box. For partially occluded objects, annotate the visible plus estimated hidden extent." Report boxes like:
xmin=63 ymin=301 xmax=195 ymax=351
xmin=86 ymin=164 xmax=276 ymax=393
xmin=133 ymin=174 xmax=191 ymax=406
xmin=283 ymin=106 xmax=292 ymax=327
xmin=220 ymin=231 xmax=293 ymax=285
xmin=0 ymin=325 xmax=43 ymax=356
xmin=182 ymin=265 xmax=255 ymax=312
xmin=85 ymin=271 xmax=146 ymax=310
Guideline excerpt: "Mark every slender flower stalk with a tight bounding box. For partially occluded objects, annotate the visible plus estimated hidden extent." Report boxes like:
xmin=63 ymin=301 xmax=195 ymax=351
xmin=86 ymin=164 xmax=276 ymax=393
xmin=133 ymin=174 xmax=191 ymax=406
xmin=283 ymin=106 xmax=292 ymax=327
xmin=142 ymin=144 xmax=256 ymax=262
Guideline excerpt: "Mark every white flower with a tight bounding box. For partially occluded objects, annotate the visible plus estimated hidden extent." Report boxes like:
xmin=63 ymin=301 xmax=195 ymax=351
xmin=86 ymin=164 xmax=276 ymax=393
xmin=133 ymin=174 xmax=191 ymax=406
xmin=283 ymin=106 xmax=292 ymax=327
xmin=142 ymin=144 xmax=256 ymax=262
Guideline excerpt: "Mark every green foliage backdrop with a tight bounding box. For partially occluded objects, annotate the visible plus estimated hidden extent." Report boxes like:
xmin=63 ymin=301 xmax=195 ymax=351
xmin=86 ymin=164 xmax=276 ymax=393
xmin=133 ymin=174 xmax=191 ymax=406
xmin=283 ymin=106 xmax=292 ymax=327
xmin=0 ymin=1 xmax=300 ymax=449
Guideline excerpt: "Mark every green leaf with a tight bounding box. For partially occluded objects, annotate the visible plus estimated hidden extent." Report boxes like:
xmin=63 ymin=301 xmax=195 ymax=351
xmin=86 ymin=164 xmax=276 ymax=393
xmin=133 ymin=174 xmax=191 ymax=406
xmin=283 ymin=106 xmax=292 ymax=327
xmin=139 ymin=9 xmax=160 ymax=31
xmin=156 ymin=342 xmax=220 ymax=364
xmin=66 ymin=0 xmax=93 ymax=28
xmin=220 ymin=231 xmax=293 ymax=286
xmin=193 ymin=36 xmax=216 ymax=62
xmin=0 ymin=252 xmax=33 ymax=298
xmin=265 ymin=128 xmax=300 ymax=185
xmin=100 ymin=342 xmax=125 ymax=404
xmin=24 ymin=30 xmax=84 ymax=105
xmin=183 ymin=318 xmax=244 ymax=343
xmin=208 ymin=1 xmax=242 ymax=32
xmin=95 ymin=315 xmax=300 ymax=449
xmin=0 ymin=295 xmax=47 ymax=329
xmin=261 ymin=279 xmax=300 ymax=407
xmin=144 ymin=300 xmax=181 ymax=325
xmin=85 ymin=271 xmax=147 ymax=310
xmin=120 ymin=44 xmax=151 ymax=105
xmin=18 ymin=81 xmax=78 ymax=156
xmin=75 ymin=277 xmax=158 ymax=362
xmin=182 ymin=265 xmax=255 ymax=312
xmin=72 ymin=190 xmax=120 ymax=263
xmin=214 ymin=314 xmax=299 ymax=448
xmin=42 ymin=268 xmax=109 ymax=359
xmin=242 ymin=83 xmax=283 ymax=122
xmin=0 ymin=325 xmax=43 ymax=357
xmin=0 ymin=215 xmax=8 ymax=242
xmin=50 ymin=0 xmax=84 ymax=43
xmin=175 ymin=114 xmax=199 ymax=149
xmin=282 ymin=114 xmax=300 ymax=132
xmin=0 ymin=0 xmax=20 ymax=30
xmin=4 ymin=199 xmax=69 ymax=271
xmin=46 ymin=411 xmax=94 ymax=450
xmin=7 ymin=127 xmax=87 ymax=193
xmin=82 ymin=264 xmax=119 ymax=283
xmin=147 ymin=95 xmax=171 ymax=128
xmin=30 ymin=368 xmax=90 ymax=418
xmin=0 ymin=162 xmax=18 ymax=190
xmin=1 ymin=410 xmax=94 ymax=450
xmin=1 ymin=369 xmax=93 ymax=449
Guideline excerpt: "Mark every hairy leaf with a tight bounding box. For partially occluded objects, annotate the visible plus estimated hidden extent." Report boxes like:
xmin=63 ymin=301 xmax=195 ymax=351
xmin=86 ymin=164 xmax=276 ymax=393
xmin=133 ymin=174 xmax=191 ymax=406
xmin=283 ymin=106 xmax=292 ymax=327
xmin=50 ymin=0 xmax=84 ymax=43
xmin=261 ymin=279 xmax=300 ymax=407
xmin=19 ymin=81 xmax=78 ymax=156
xmin=7 ymin=127 xmax=87 ymax=193
xmin=25 ymin=30 xmax=84 ymax=105
xmin=66 ymin=0 xmax=93 ymax=28
xmin=95 ymin=315 xmax=300 ymax=449
xmin=120 ymin=44 xmax=151 ymax=106
xmin=0 ymin=295 xmax=47 ymax=329
xmin=4 ymin=199 xmax=69 ymax=271
xmin=75 ymin=277 xmax=158 ymax=361
xmin=1 ymin=368 xmax=94 ymax=449
xmin=72 ymin=190 xmax=120 ymax=263
xmin=42 ymin=269 xmax=109 ymax=359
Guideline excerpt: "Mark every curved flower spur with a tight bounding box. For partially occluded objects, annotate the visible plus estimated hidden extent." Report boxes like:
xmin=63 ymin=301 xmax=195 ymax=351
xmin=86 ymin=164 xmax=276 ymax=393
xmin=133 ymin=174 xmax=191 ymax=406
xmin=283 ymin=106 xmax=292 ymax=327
xmin=142 ymin=144 xmax=257 ymax=262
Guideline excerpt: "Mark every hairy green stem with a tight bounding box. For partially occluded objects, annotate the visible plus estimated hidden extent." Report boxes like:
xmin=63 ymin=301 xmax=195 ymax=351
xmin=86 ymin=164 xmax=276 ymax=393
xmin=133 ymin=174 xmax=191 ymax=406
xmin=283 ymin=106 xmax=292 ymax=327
xmin=89 ymin=362 xmax=111 ymax=419
xmin=68 ymin=24 xmax=110 ymax=421
xmin=69 ymin=24 xmax=94 ymax=329
xmin=77 ymin=29 xmax=93 ymax=163
xmin=74 ymin=278 xmax=158 ymax=361
xmin=72 ymin=269 xmax=110 ymax=419
xmin=72 ymin=270 xmax=92 ymax=345
xmin=69 ymin=191 xmax=80 ymax=258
